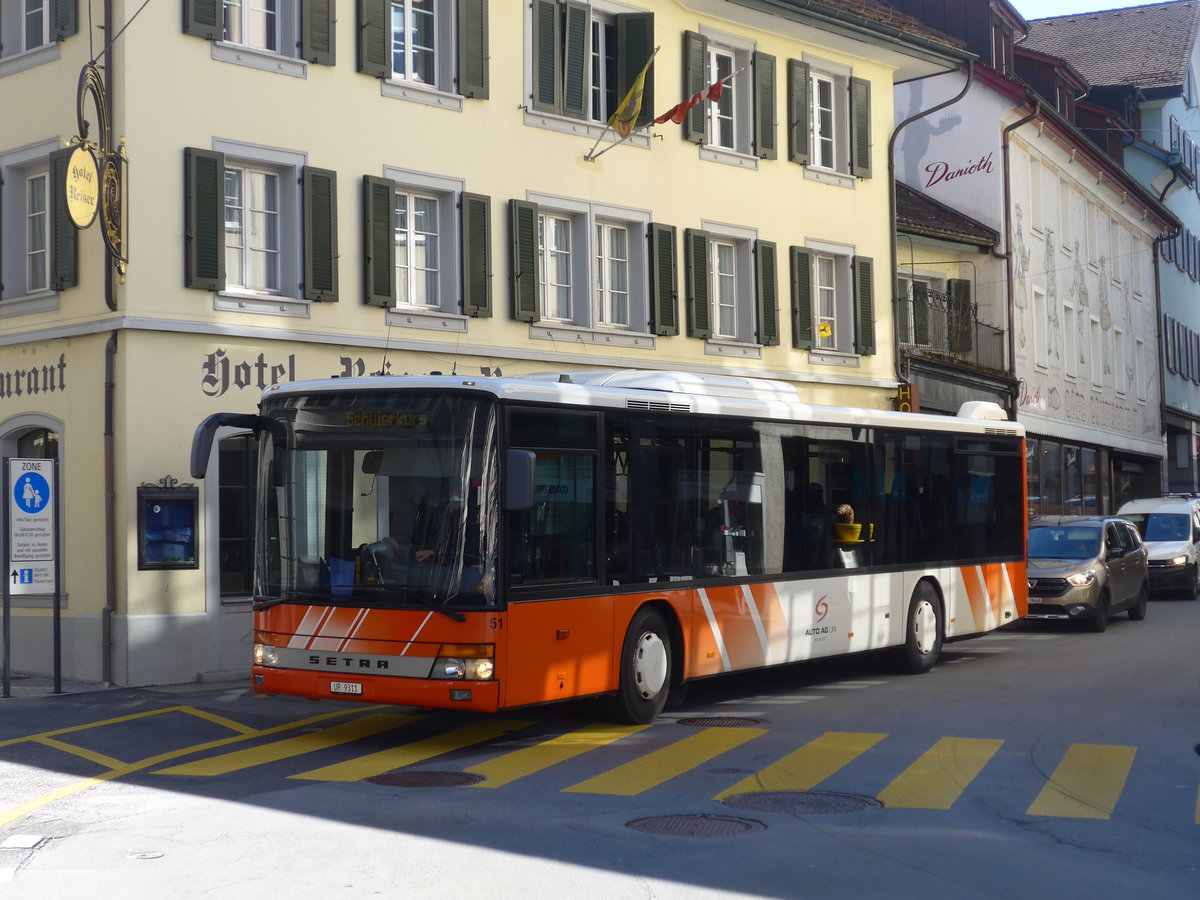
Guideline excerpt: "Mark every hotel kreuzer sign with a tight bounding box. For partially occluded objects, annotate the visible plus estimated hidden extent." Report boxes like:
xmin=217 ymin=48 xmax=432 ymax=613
xmin=66 ymin=145 xmax=99 ymax=229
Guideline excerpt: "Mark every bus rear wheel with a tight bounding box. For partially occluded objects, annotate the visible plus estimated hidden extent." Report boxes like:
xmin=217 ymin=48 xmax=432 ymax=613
xmin=600 ymin=608 xmax=672 ymax=724
xmin=901 ymin=582 xmax=943 ymax=674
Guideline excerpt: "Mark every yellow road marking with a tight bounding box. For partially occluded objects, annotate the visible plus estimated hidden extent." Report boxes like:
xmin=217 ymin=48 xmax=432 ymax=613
xmin=714 ymin=732 xmax=886 ymax=801
xmin=32 ymin=737 xmax=126 ymax=770
xmin=291 ymin=719 xmax=536 ymax=782
xmin=465 ymin=723 xmax=649 ymax=788
xmin=178 ymin=707 xmax=261 ymax=735
xmin=876 ymin=737 xmax=1003 ymax=809
xmin=566 ymin=727 xmax=766 ymax=796
xmin=154 ymin=713 xmax=418 ymax=776
xmin=0 ymin=707 xmax=390 ymax=830
xmin=1027 ymin=744 xmax=1136 ymax=819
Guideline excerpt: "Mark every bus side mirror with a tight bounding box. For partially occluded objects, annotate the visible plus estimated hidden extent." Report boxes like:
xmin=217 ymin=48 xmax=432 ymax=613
xmin=505 ymin=450 xmax=536 ymax=511
xmin=190 ymin=413 xmax=283 ymax=479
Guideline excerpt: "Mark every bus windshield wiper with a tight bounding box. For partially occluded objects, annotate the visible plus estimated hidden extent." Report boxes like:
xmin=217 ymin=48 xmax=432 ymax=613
xmin=253 ymin=587 xmax=466 ymax=622
xmin=252 ymin=590 xmax=345 ymax=611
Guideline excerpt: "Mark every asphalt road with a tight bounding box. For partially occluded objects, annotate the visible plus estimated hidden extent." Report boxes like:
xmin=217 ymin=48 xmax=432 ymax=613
xmin=1 ymin=596 xmax=1197 ymax=898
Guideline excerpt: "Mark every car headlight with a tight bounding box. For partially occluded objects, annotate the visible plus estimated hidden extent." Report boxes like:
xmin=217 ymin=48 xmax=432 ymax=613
xmin=433 ymin=644 xmax=495 ymax=680
xmin=1166 ymin=555 xmax=1188 ymax=567
xmin=254 ymin=643 xmax=280 ymax=667
xmin=1066 ymin=570 xmax=1096 ymax=587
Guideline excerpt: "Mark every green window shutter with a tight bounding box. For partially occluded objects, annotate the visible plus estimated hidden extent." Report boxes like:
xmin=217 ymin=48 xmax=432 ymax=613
xmin=912 ymin=281 xmax=929 ymax=345
xmin=52 ymin=0 xmax=77 ymax=40
xmin=754 ymin=52 xmax=777 ymax=160
xmin=531 ymin=0 xmax=562 ymax=114
xmin=648 ymin=222 xmax=678 ymax=336
xmin=790 ymin=246 xmax=813 ymax=349
xmin=684 ymin=228 xmax=711 ymax=339
xmin=183 ymin=0 xmax=221 ymax=40
xmin=683 ymin=31 xmax=708 ymax=144
xmin=357 ymin=0 xmax=390 ymax=78
xmin=48 ymin=147 xmax=77 ymax=292
xmin=301 ymin=0 xmax=336 ymax=66
xmin=616 ymin=13 xmax=654 ymax=129
xmin=562 ymin=2 xmax=590 ymax=119
xmin=755 ymin=240 xmax=779 ymax=346
xmin=509 ymin=199 xmax=540 ymax=322
xmin=184 ymin=147 xmax=225 ymax=292
xmin=363 ymin=175 xmax=396 ymax=306
xmin=457 ymin=0 xmax=489 ymax=99
xmin=787 ymin=59 xmax=810 ymax=165
xmin=854 ymin=255 xmax=875 ymax=355
xmin=303 ymin=167 xmax=339 ymax=302
xmin=849 ymin=76 xmax=872 ymax=178
xmin=461 ymin=192 xmax=492 ymax=317
xmin=948 ymin=278 xmax=973 ymax=352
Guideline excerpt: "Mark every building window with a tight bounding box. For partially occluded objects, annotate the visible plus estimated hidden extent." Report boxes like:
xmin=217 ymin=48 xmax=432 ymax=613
xmin=706 ymin=45 xmax=741 ymax=150
xmin=1 ymin=2 xmax=75 ymax=73
xmin=530 ymin=3 xmax=653 ymax=129
xmin=787 ymin=56 xmax=869 ymax=179
xmin=991 ymin=13 xmax=1013 ymax=75
xmin=1115 ymin=329 xmax=1126 ymax=395
xmin=811 ymin=72 xmax=838 ymax=169
xmin=1091 ymin=318 xmax=1102 ymax=387
xmin=25 ymin=0 xmax=49 ymax=51
xmin=1029 ymin=157 xmax=1043 ymax=232
xmin=391 ymin=0 xmax=435 ymax=83
xmin=510 ymin=196 xmax=649 ymax=333
xmin=595 ymin=221 xmax=629 ymax=326
xmin=1085 ymin=200 xmax=1097 ymax=265
xmin=1059 ymin=179 xmax=1072 ymax=252
xmin=16 ymin=426 xmax=58 ymax=459
xmin=683 ymin=227 xmax=770 ymax=345
xmin=394 ymin=190 xmax=440 ymax=308
xmin=682 ymin=30 xmax=778 ymax=165
xmin=224 ymin=165 xmax=280 ymax=294
xmin=712 ymin=239 xmax=739 ymax=337
xmin=538 ymin=212 xmax=573 ymax=320
xmin=1033 ymin=286 xmax=1047 ymax=368
xmin=897 ymin=274 xmax=946 ymax=348
xmin=1109 ymin=217 xmax=1121 ymax=284
xmin=791 ymin=243 xmax=871 ymax=355
xmin=185 ymin=145 xmax=338 ymax=309
xmin=1064 ymin=303 xmax=1077 ymax=378
xmin=25 ymin=173 xmax=48 ymax=294
xmin=1136 ymin=338 xmax=1146 ymax=401
xmin=814 ymin=253 xmax=837 ymax=349
xmin=223 ymin=0 xmax=278 ymax=52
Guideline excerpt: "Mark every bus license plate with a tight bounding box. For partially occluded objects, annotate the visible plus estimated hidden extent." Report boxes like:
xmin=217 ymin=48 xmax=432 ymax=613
xmin=330 ymin=681 xmax=363 ymax=695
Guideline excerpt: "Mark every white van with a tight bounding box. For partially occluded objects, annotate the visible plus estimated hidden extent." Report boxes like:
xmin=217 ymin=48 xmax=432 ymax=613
xmin=1116 ymin=495 xmax=1200 ymax=598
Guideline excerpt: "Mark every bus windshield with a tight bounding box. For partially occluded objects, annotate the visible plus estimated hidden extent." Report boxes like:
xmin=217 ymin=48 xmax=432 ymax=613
xmin=259 ymin=391 xmax=499 ymax=611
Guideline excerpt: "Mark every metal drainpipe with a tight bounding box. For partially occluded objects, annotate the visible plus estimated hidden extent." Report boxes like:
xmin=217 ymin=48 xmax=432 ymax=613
xmin=888 ymin=60 xmax=974 ymax=387
xmin=1153 ymin=171 xmax=1182 ymax=492
xmin=1001 ymin=98 xmax=1042 ymax=411
xmin=102 ymin=0 xmax=117 ymax=685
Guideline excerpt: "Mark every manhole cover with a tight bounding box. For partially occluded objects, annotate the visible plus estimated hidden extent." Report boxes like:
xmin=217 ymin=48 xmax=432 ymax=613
xmin=626 ymin=814 xmax=766 ymax=837
xmin=368 ymin=771 xmax=484 ymax=788
xmin=721 ymin=791 xmax=880 ymax=815
xmin=676 ymin=717 xmax=765 ymax=728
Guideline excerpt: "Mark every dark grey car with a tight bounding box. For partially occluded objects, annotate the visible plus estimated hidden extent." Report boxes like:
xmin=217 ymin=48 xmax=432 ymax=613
xmin=1027 ymin=515 xmax=1149 ymax=632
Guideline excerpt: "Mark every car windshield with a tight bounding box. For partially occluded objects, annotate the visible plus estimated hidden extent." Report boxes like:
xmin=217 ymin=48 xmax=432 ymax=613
xmin=1124 ymin=513 xmax=1190 ymax=542
xmin=1028 ymin=525 xmax=1101 ymax=560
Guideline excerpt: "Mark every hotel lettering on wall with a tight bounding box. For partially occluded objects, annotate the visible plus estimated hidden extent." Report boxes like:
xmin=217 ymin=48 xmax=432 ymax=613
xmin=200 ymin=350 xmax=396 ymax=396
xmin=894 ymin=383 xmax=919 ymax=412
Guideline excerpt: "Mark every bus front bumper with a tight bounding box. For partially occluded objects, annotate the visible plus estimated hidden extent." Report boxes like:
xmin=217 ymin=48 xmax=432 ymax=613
xmin=252 ymin=665 xmax=501 ymax=712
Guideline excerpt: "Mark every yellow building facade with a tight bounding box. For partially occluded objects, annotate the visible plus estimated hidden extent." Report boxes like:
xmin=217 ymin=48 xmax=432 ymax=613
xmin=0 ymin=1 xmax=966 ymax=686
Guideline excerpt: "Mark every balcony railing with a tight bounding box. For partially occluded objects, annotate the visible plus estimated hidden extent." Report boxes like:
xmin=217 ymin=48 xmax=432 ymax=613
xmin=897 ymin=286 xmax=1007 ymax=374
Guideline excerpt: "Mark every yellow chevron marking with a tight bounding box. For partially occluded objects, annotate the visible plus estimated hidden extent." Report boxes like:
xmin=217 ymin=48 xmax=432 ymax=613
xmin=1027 ymin=743 xmax=1136 ymax=819
xmin=154 ymin=713 xmax=417 ymax=776
xmin=714 ymin=731 xmax=886 ymax=800
xmin=33 ymin=737 xmax=125 ymax=770
xmin=566 ymin=727 xmax=766 ymax=796
xmin=876 ymin=737 xmax=1003 ymax=809
xmin=290 ymin=719 xmax=535 ymax=782
xmin=465 ymin=723 xmax=649 ymax=788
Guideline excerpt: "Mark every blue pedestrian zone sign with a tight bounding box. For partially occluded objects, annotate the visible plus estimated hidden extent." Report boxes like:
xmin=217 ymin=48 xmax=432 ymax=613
xmin=15 ymin=472 xmax=50 ymax=514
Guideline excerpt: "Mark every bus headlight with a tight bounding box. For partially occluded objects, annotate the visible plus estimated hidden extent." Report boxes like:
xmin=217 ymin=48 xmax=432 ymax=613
xmin=254 ymin=644 xmax=280 ymax=667
xmin=433 ymin=644 xmax=495 ymax=680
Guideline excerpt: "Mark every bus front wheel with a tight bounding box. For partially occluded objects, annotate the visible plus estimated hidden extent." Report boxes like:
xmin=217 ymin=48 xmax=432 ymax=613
xmin=601 ymin=608 xmax=672 ymax=724
xmin=901 ymin=582 xmax=943 ymax=674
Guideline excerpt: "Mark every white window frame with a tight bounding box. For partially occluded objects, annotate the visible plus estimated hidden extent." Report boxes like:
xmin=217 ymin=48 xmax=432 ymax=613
xmin=391 ymin=0 xmax=444 ymax=87
xmin=393 ymin=189 xmax=442 ymax=310
xmin=213 ymin=0 xmax=305 ymax=76
xmin=704 ymin=221 xmax=757 ymax=349
xmin=805 ymin=237 xmax=855 ymax=356
xmin=897 ymin=272 xmax=947 ymax=350
xmin=803 ymin=54 xmax=853 ymax=186
xmin=701 ymin=29 xmax=753 ymax=159
xmin=1132 ymin=236 xmax=1145 ymax=297
xmin=528 ymin=192 xmax=651 ymax=343
xmin=1109 ymin=217 xmax=1122 ymax=285
xmin=1029 ymin=156 xmax=1043 ymax=234
xmin=538 ymin=211 xmax=574 ymax=321
xmin=1136 ymin=338 xmax=1147 ymax=401
xmin=23 ymin=0 xmax=50 ymax=51
xmin=1114 ymin=328 xmax=1126 ymax=395
xmin=595 ymin=220 xmax=631 ymax=327
xmin=224 ymin=164 xmax=281 ymax=295
xmin=0 ymin=2 xmax=59 ymax=76
xmin=1058 ymin=179 xmax=1072 ymax=253
xmin=1085 ymin=199 xmax=1097 ymax=268
xmin=384 ymin=166 xmax=466 ymax=329
xmin=0 ymin=138 xmax=60 ymax=316
xmin=24 ymin=172 xmax=48 ymax=294
xmin=212 ymin=139 xmax=305 ymax=316
xmin=1063 ymin=301 xmax=1077 ymax=379
xmin=1033 ymin=285 xmax=1047 ymax=369
xmin=1091 ymin=317 xmax=1103 ymax=388
xmin=223 ymin=0 xmax=280 ymax=53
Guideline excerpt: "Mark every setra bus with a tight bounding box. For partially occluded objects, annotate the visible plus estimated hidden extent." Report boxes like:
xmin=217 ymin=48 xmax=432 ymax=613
xmin=191 ymin=369 xmax=1027 ymax=723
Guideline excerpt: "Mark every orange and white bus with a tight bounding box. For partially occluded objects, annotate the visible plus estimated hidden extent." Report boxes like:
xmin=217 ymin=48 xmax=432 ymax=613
xmin=191 ymin=370 xmax=1027 ymax=723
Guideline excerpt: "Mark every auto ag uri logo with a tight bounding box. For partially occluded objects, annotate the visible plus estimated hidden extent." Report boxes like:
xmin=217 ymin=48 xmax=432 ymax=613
xmin=814 ymin=596 xmax=829 ymax=623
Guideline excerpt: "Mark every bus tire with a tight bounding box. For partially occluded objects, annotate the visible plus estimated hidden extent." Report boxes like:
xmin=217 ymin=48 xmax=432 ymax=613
xmin=901 ymin=582 xmax=943 ymax=674
xmin=600 ymin=607 xmax=672 ymax=724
